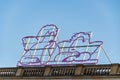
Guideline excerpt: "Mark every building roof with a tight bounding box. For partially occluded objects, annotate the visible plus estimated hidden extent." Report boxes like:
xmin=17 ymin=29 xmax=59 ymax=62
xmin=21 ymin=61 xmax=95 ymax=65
xmin=0 ymin=64 xmax=120 ymax=79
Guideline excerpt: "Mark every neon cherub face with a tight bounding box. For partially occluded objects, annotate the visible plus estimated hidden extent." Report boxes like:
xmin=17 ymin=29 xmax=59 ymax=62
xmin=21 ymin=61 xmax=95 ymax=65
xmin=17 ymin=24 xmax=103 ymax=67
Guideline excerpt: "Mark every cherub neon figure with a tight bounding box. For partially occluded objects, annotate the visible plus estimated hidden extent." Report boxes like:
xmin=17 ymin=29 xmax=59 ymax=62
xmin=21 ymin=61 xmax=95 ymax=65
xmin=17 ymin=24 xmax=59 ymax=66
xmin=54 ymin=32 xmax=103 ymax=64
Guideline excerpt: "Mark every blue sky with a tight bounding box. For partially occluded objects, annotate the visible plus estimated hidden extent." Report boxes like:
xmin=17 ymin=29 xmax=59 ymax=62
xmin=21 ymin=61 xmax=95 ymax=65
xmin=0 ymin=0 xmax=120 ymax=67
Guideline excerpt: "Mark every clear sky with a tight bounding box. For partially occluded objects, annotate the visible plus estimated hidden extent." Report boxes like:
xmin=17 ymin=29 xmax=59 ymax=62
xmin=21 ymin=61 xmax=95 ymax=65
xmin=0 ymin=0 xmax=120 ymax=67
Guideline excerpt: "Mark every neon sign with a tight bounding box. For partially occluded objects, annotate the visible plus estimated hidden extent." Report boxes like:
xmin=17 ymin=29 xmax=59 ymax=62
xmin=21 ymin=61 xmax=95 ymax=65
xmin=17 ymin=24 xmax=103 ymax=66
